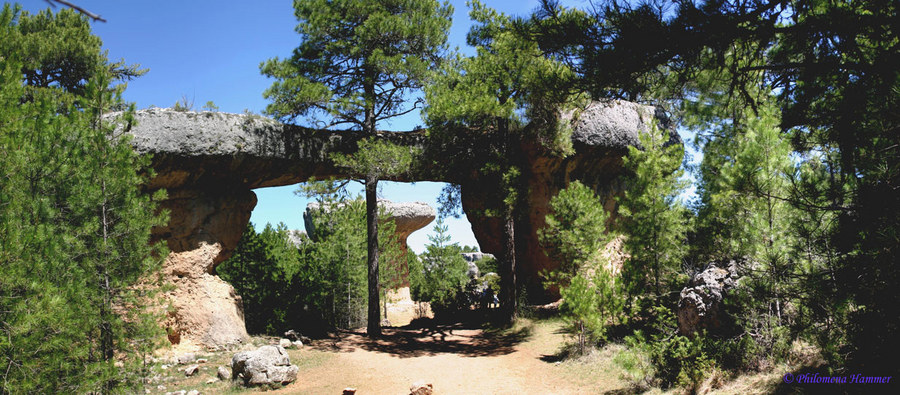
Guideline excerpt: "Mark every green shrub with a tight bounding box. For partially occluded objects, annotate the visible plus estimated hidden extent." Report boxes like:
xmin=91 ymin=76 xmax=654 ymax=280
xmin=559 ymin=267 xmax=625 ymax=354
xmin=620 ymin=306 xmax=713 ymax=391
xmin=218 ymin=185 xmax=407 ymax=335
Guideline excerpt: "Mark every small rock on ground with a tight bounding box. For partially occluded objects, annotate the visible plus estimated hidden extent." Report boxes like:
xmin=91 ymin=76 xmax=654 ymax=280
xmin=217 ymin=366 xmax=230 ymax=380
xmin=184 ymin=364 xmax=199 ymax=377
xmin=410 ymin=380 xmax=433 ymax=395
xmin=176 ymin=353 xmax=197 ymax=365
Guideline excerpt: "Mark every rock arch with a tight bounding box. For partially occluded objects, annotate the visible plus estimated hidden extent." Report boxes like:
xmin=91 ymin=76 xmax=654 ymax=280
xmin=127 ymin=100 xmax=667 ymax=348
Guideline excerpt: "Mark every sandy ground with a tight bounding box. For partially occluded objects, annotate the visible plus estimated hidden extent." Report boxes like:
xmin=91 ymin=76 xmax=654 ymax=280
xmin=276 ymin=319 xmax=626 ymax=395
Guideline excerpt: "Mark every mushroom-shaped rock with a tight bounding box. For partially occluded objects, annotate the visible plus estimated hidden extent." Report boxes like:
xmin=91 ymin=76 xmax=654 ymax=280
xmin=377 ymin=200 xmax=436 ymax=242
xmin=304 ymin=199 xmax=435 ymax=287
xmin=303 ymin=199 xmax=435 ymax=245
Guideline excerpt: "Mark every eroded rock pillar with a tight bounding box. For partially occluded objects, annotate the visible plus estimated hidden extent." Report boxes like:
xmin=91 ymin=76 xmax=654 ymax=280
xmin=154 ymin=187 xmax=257 ymax=349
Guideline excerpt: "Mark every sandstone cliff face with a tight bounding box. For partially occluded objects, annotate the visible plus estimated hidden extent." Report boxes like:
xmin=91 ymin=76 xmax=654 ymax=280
xmin=127 ymin=99 xmax=669 ymax=347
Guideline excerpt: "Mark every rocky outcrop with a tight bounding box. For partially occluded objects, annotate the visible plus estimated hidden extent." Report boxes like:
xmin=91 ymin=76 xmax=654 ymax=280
xmin=677 ymin=259 xmax=742 ymax=336
xmin=231 ymin=345 xmax=299 ymax=387
xmin=127 ymin=99 xmax=670 ymax=347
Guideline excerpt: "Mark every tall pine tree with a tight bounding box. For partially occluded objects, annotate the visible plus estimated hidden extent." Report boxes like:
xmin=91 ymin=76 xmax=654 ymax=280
xmin=0 ymin=6 xmax=165 ymax=392
xmin=425 ymin=0 xmax=575 ymax=323
xmin=261 ymin=0 xmax=451 ymax=336
xmin=617 ymin=124 xmax=688 ymax=300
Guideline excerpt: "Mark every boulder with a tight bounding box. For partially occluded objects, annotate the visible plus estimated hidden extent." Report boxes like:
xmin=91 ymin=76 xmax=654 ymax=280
xmin=231 ymin=345 xmax=299 ymax=387
xmin=284 ymin=329 xmax=311 ymax=344
xmin=461 ymin=252 xmax=494 ymax=279
xmin=677 ymin=259 xmax=742 ymax=336
xmin=278 ymin=338 xmax=292 ymax=348
xmin=175 ymin=353 xmax=197 ymax=365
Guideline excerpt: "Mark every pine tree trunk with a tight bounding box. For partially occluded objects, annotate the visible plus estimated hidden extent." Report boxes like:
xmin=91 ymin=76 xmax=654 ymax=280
xmin=499 ymin=205 xmax=517 ymax=324
xmin=365 ymin=175 xmax=381 ymax=336
xmin=497 ymin=116 xmax=517 ymax=325
xmin=363 ymin=71 xmax=381 ymax=337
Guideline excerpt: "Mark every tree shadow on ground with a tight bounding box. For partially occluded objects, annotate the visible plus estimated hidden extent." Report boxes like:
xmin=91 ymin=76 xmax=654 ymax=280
xmin=308 ymin=318 xmax=532 ymax=358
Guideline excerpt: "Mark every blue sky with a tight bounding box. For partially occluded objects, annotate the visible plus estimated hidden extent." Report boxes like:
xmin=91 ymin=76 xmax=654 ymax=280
xmin=16 ymin=0 xmax=697 ymax=254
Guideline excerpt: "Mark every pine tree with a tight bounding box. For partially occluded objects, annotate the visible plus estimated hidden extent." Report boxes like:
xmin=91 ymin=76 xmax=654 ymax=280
xmin=261 ymin=0 xmax=452 ymax=336
xmin=0 ymin=6 xmax=165 ymax=392
xmin=539 ymin=181 xmax=623 ymax=354
xmin=425 ymin=0 xmax=575 ymax=323
xmin=539 ymin=181 xmax=612 ymax=283
xmin=409 ymin=218 xmax=469 ymax=316
xmin=617 ymin=124 xmax=688 ymax=300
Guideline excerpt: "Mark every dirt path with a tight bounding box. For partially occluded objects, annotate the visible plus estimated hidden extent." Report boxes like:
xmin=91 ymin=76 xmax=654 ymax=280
xmin=277 ymin=319 xmax=628 ymax=394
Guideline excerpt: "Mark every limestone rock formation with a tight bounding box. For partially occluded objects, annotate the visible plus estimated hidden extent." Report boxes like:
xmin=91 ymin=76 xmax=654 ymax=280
xmin=460 ymin=100 xmax=673 ymax=300
xmin=231 ymin=345 xmax=299 ymax=387
xmin=377 ymin=200 xmax=436 ymax=242
xmin=677 ymin=259 xmax=742 ymax=336
xmin=155 ymin=188 xmax=255 ymax=349
xmin=461 ymin=252 xmax=494 ymax=279
xmin=125 ymin=99 xmax=670 ymax=347
xmin=303 ymin=199 xmax=435 ymax=244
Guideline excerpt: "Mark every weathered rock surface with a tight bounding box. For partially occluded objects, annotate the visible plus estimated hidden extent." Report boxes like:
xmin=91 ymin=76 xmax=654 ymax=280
xmin=677 ymin=259 xmax=742 ymax=336
xmin=126 ymin=99 xmax=671 ymax=347
xmin=378 ymin=200 xmax=436 ymax=242
xmin=156 ymin=188 xmax=254 ymax=349
xmin=231 ymin=345 xmax=299 ymax=387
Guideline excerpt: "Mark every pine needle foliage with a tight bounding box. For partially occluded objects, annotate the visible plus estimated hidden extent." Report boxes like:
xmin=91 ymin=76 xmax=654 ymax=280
xmin=617 ymin=124 xmax=689 ymax=300
xmin=0 ymin=6 xmax=166 ymax=392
